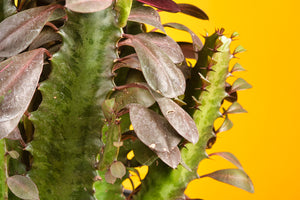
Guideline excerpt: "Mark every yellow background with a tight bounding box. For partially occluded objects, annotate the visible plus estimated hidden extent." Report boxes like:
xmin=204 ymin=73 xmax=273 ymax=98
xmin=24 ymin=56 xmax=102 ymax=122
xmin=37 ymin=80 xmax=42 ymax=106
xmin=159 ymin=0 xmax=300 ymax=199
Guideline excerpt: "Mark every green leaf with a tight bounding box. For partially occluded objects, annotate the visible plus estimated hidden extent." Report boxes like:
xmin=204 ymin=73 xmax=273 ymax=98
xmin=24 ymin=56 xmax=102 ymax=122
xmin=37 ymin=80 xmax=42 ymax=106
xmin=231 ymin=78 xmax=252 ymax=92
xmin=0 ymin=5 xmax=59 ymax=57
xmin=65 ymin=0 xmax=113 ymax=13
xmin=0 ymin=49 xmax=45 ymax=139
xmin=231 ymin=32 xmax=240 ymax=39
xmin=152 ymin=92 xmax=199 ymax=144
xmin=7 ymin=150 xmax=19 ymax=159
xmin=231 ymin=63 xmax=245 ymax=73
xmin=226 ymin=102 xmax=247 ymax=114
xmin=128 ymin=6 xmax=165 ymax=33
xmin=209 ymin=152 xmax=244 ymax=170
xmin=233 ymin=45 xmax=246 ymax=54
xmin=217 ymin=115 xmax=233 ymax=133
xmin=178 ymin=4 xmax=209 ymax=20
xmin=201 ymin=169 xmax=254 ymax=193
xmin=110 ymin=161 xmax=126 ymax=179
xmin=7 ymin=175 xmax=39 ymax=200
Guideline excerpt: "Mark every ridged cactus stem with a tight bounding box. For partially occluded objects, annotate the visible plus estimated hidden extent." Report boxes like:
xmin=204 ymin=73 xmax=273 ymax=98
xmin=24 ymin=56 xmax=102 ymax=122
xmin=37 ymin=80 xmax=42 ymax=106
xmin=28 ymin=7 xmax=122 ymax=200
xmin=0 ymin=139 xmax=8 ymax=199
xmin=0 ymin=0 xmax=15 ymax=21
xmin=134 ymin=34 xmax=232 ymax=200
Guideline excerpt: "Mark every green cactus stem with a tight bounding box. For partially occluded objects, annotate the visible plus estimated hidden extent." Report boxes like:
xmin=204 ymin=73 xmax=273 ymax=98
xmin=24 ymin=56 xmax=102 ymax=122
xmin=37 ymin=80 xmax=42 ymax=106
xmin=0 ymin=0 xmax=15 ymax=21
xmin=0 ymin=139 xmax=7 ymax=199
xmin=134 ymin=32 xmax=232 ymax=200
xmin=28 ymin=7 xmax=122 ymax=200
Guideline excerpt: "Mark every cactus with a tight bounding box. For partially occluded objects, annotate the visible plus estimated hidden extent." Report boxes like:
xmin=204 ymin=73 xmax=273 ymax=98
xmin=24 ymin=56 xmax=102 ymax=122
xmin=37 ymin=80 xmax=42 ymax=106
xmin=0 ymin=0 xmax=253 ymax=200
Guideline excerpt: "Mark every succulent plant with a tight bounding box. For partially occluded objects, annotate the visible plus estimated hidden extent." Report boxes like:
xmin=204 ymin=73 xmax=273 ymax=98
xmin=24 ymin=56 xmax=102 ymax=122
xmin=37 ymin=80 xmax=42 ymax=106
xmin=0 ymin=0 xmax=253 ymax=199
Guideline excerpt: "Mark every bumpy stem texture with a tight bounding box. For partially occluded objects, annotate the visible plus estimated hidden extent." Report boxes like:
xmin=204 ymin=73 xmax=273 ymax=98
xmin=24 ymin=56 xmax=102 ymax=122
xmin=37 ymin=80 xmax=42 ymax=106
xmin=28 ymin=8 xmax=121 ymax=200
xmin=0 ymin=0 xmax=15 ymax=21
xmin=134 ymin=34 xmax=232 ymax=200
xmin=0 ymin=139 xmax=7 ymax=199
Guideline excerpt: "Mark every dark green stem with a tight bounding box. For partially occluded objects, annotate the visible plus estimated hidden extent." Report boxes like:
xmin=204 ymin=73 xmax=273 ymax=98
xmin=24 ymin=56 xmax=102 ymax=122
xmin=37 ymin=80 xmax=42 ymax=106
xmin=0 ymin=139 xmax=8 ymax=200
xmin=0 ymin=0 xmax=16 ymax=22
xmin=28 ymin=7 xmax=122 ymax=200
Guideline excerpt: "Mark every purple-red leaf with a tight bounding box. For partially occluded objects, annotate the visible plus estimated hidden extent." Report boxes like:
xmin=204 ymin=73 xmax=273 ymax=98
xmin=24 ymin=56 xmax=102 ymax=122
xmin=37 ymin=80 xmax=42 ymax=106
xmin=105 ymin=170 xmax=116 ymax=184
xmin=129 ymin=104 xmax=181 ymax=153
xmin=135 ymin=32 xmax=184 ymax=64
xmin=201 ymin=169 xmax=254 ymax=193
xmin=178 ymin=4 xmax=209 ymax=20
xmin=113 ymin=54 xmax=141 ymax=72
xmin=7 ymin=175 xmax=39 ymax=200
xmin=178 ymin=42 xmax=197 ymax=59
xmin=128 ymin=6 xmax=165 ymax=33
xmin=5 ymin=127 xmax=22 ymax=140
xmin=152 ymin=92 xmax=199 ymax=144
xmin=124 ymin=34 xmax=186 ymax=98
xmin=0 ymin=5 xmax=59 ymax=57
xmin=155 ymin=146 xmax=181 ymax=169
xmin=136 ymin=0 xmax=180 ymax=13
xmin=209 ymin=152 xmax=244 ymax=170
xmin=65 ymin=0 xmax=113 ymax=13
xmin=113 ymin=74 xmax=155 ymax=111
xmin=0 ymin=49 xmax=45 ymax=139
xmin=164 ymin=23 xmax=203 ymax=58
xmin=29 ymin=27 xmax=62 ymax=50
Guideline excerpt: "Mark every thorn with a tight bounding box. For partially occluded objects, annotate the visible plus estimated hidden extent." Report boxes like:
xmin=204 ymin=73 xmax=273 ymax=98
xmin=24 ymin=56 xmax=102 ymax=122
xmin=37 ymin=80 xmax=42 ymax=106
xmin=93 ymin=176 xmax=102 ymax=181
xmin=216 ymin=28 xmax=225 ymax=36
xmin=217 ymin=111 xmax=223 ymax=118
xmin=192 ymin=96 xmax=202 ymax=106
xmin=207 ymin=47 xmax=219 ymax=53
xmin=43 ymin=49 xmax=52 ymax=59
xmin=24 ymin=110 xmax=31 ymax=118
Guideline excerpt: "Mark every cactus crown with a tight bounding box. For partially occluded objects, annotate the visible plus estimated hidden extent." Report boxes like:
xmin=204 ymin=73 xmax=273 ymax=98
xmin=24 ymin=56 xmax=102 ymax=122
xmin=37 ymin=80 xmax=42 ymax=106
xmin=0 ymin=0 xmax=253 ymax=199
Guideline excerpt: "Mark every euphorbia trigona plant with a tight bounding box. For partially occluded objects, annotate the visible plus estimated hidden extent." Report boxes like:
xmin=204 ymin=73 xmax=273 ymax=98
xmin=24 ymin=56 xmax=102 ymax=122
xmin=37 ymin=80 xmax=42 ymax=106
xmin=0 ymin=0 xmax=253 ymax=199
